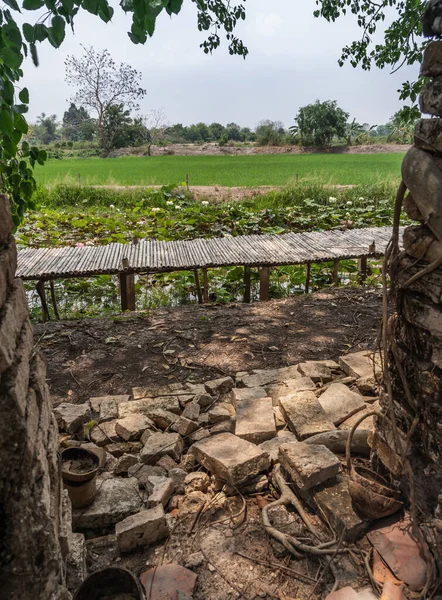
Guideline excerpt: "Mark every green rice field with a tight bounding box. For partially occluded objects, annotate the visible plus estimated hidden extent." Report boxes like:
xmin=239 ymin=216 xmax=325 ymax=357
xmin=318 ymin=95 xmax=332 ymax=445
xmin=34 ymin=152 xmax=405 ymax=187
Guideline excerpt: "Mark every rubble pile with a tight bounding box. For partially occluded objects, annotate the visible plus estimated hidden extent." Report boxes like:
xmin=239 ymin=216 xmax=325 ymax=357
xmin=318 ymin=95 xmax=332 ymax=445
xmin=57 ymin=351 xmax=427 ymax=599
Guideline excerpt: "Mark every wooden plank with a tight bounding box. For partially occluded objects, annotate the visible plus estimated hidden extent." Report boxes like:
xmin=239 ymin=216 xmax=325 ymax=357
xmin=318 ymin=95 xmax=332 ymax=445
xmin=358 ymin=256 xmax=368 ymax=283
xmin=244 ymin=266 xmax=251 ymax=303
xmin=259 ymin=266 xmax=270 ymax=301
xmin=203 ymin=268 xmax=209 ymax=303
xmin=332 ymin=259 xmax=340 ymax=286
xmin=305 ymin=262 xmax=311 ymax=294
xmin=119 ymin=258 xmax=136 ymax=311
xmin=194 ymin=269 xmax=203 ymax=304
xmin=36 ymin=280 xmax=50 ymax=322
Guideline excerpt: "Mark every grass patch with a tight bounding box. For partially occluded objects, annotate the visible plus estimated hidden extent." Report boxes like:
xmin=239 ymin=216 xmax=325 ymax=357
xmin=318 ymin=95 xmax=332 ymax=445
xmin=33 ymin=153 xmax=405 ymax=187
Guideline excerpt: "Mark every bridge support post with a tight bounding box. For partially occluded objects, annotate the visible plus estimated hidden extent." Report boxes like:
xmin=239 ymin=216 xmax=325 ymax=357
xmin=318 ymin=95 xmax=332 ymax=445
xmin=203 ymin=268 xmax=209 ymax=303
xmin=36 ymin=279 xmax=50 ymax=322
xmin=119 ymin=259 xmax=136 ymax=311
xmin=332 ymin=260 xmax=340 ymax=285
xmin=193 ymin=269 xmax=203 ymax=304
xmin=305 ymin=262 xmax=311 ymax=294
xmin=358 ymin=256 xmax=368 ymax=283
xmin=259 ymin=267 xmax=270 ymax=301
xmin=243 ymin=266 xmax=251 ymax=303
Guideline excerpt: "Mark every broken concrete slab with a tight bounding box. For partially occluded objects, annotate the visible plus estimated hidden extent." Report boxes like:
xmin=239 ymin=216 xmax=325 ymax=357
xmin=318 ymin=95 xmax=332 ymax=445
xmin=313 ymin=474 xmax=369 ymax=542
xmin=298 ymin=361 xmax=332 ymax=383
xmin=105 ymin=441 xmax=142 ymax=457
xmin=235 ymin=396 xmax=276 ymax=444
xmin=273 ymin=406 xmax=286 ymax=429
xmin=189 ymin=429 xmax=210 ymax=444
xmin=115 ymin=414 xmax=155 ymax=441
xmin=237 ymin=365 xmax=301 ymax=388
xmin=190 ymin=432 xmax=270 ymax=485
xmin=210 ymin=419 xmax=235 ymax=434
xmin=265 ymin=377 xmax=316 ymax=406
xmin=148 ymin=408 xmax=179 ymax=430
xmin=259 ymin=432 xmax=297 ymax=462
xmin=339 ymin=401 xmax=380 ymax=433
xmin=140 ymin=432 xmax=184 ymax=465
xmin=90 ymin=420 xmax=121 ymax=447
xmin=279 ymin=442 xmax=340 ymax=490
xmin=146 ymin=476 xmax=174 ymax=508
xmin=339 ymin=351 xmax=381 ymax=380
xmin=193 ymin=392 xmax=213 ymax=408
xmin=318 ymin=383 xmax=366 ymax=425
xmin=127 ymin=463 xmax=167 ymax=487
xmin=89 ymin=394 xmax=130 ymax=413
xmin=280 ymin=391 xmax=336 ymax=440
xmin=204 ymin=376 xmax=234 ymax=396
xmin=184 ymin=472 xmax=211 ymax=493
xmin=66 ymin=533 xmax=87 ymax=592
xmin=54 ymin=402 xmax=91 ymax=434
xmin=98 ymin=399 xmax=119 ymax=423
xmin=118 ymin=396 xmax=181 ymax=419
xmin=168 ymin=467 xmax=187 ymax=494
xmin=72 ymin=477 xmax=142 ymax=529
xmin=116 ymin=505 xmax=169 ymax=552
xmin=171 ymin=416 xmax=199 ymax=437
xmin=139 ymin=564 xmax=197 ymax=600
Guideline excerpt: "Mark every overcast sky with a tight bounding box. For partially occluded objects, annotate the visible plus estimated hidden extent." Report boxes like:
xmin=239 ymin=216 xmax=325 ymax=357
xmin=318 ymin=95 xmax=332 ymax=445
xmin=22 ymin=0 xmax=419 ymax=128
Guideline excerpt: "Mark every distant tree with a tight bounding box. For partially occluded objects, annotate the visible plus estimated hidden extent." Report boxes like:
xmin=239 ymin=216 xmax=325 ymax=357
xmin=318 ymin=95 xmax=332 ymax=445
xmin=65 ymin=46 xmax=146 ymax=148
xmin=387 ymin=109 xmax=420 ymax=144
xmin=62 ymin=103 xmax=95 ymax=142
xmin=33 ymin=113 xmax=59 ymax=145
xmin=208 ymin=122 xmax=225 ymax=140
xmin=255 ymin=120 xmax=286 ymax=146
xmin=165 ymin=123 xmax=187 ymax=143
xmin=291 ymin=100 xmax=349 ymax=147
xmin=102 ymin=104 xmax=149 ymax=151
xmin=185 ymin=123 xmax=211 ymax=143
xmin=226 ymin=122 xmax=242 ymax=141
xmin=240 ymin=127 xmax=256 ymax=142
xmin=143 ymin=109 xmax=169 ymax=156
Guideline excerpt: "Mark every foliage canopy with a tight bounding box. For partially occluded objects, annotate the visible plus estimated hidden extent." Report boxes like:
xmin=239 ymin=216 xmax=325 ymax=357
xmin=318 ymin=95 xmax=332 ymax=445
xmin=292 ymin=100 xmax=349 ymax=147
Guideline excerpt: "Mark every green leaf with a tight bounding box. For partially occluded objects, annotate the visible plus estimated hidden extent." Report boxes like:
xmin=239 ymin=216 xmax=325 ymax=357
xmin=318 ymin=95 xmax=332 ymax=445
xmin=22 ymin=23 xmax=35 ymax=42
xmin=0 ymin=108 xmax=14 ymax=135
xmin=22 ymin=0 xmax=45 ymax=9
xmin=11 ymin=128 xmax=22 ymax=144
xmin=0 ymin=47 xmax=22 ymax=69
xmin=14 ymin=112 xmax=28 ymax=133
xmin=47 ymin=16 xmax=65 ymax=47
xmin=3 ymin=0 xmax=20 ymax=10
xmin=34 ymin=23 xmax=48 ymax=41
xmin=167 ymin=0 xmax=183 ymax=15
xmin=2 ymin=135 xmax=17 ymax=157
xmin=2 ymin=21 xmax=22 ymax=48
xmin=1 ymin=79 xmax=14 ymax=104
xmin=18 ymin=87 xmax=29 ymax=103
xmin=98 ymin=0 xmax=113 ymax=22
xmin=61 ymin=0 xmax=75 ymax=11
xmin=83 ymin=0 xmax=99 ymax=14
xmin=37 ymin=149 xmax=47 ymax=165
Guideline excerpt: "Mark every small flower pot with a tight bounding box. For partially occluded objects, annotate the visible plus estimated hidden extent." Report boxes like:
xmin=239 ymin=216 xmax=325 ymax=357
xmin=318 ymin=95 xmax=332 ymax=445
xmin=61 ymin=447 xmax=99 ymax=509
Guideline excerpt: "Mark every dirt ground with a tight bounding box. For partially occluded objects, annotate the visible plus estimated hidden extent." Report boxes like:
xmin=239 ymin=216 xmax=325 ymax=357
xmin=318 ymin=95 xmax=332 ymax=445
xmin=35 ymin=287 xmax=382 ymax=407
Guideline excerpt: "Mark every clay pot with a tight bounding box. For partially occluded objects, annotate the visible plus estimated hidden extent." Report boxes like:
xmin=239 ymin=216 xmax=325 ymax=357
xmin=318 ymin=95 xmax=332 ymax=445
xmin=73 ymin=566 xmax=145 ymax=600
xmin=61 ymin=447 xmax=99 ymax=508
xmin=346 ymin=411 xmax=403 ymax=520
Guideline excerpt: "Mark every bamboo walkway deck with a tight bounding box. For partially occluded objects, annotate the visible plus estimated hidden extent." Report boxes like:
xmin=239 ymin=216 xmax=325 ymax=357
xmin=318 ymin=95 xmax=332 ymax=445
xmin=16 ymin=226 xmax=402 ymax=317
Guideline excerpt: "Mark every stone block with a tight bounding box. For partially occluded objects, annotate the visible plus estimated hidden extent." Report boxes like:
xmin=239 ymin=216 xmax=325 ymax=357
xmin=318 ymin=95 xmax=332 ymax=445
xmin=0 ymin=240 xmax=17 ymax=310
xmin=279 ymin=442 xmax=340 ymax=490
xmin=156 ymin=455 xmax=178 ymax=471
xmin=190 ymin=432 xmax=270 ymax=485
xmin=73 ymin=477 xmax=142 ymax=529
xmin=128 ymin=463 xmax=167 ymax=487
xmin=140 ymin=432 xmax=184 ymax=465
xmin=168 ymin=467 xmax=187 ymax=494
xmin=90 ymin=420 xmax=121 ymax=446
xmin=208 ymin=405 xmax=231 ymax=424
xmin=210 ymin=419 xmax=235 ymax=434
xmin=98 ymin=399 xmax=119 ymax=422
xmin=265 ymin=377 xmax=316 ymax=406
xmin=403 ymin=295 xmax=442 ymax=338
xmin=0 ymin=280 xmax=29 ymax=374
xmin=235 ymin=396 xmax=276 ymax=444
xmin=118 ymin=396 xmax=181 ymax=418
xmin=280 ymin=391 xmax=335 ymax=440
xmin=339 ymin=350 xmax=380 ymax=379
xmin=204 ymin=376 xmax=234 ymax=395
xmin=182 ymin=402 xmax=200 ymax=421
xmin=115 ymin=414 xmax=155 ymax=441
xmin=54 ymin=402 xmax=91 ymax=434
xmin=237 ymin=365 xmax=301 ymax=388
xmin=298 ymin=361 xmax=332 ymax=382
xmin=106 ymin=441 xmax=142 ymax=457
xmin=146 ymin=476 xmax=174 ymax=507
xmin=420 ymin=77 xmax=442 ymax=116
xmin=339 ymin=400 xmax=380 ymax=432
xmin=149 ymin=408 xmax=179 ymax=430
xmin=171 ymin=416 xmax=199 ymax=437
xmin=230 ymin=386 xmax=267 ymax=407
xmin=89 ymin=394 xmax=130 ymax=413
xmin=415 ymin=118 xmax=442 ymax=152
xmin=318 ymin=383 xmax=366 ymax=425
xmin=313 ymin=474 xmax=369 ymax=542
xmin=273 ymin=406 xmax=286 ymax=429
xmin=0 ymin=194 xmax=13 ymax=244
xmin=116 ymin=505 xmax=169 ymax=552
xmin=421 ymin=41 xmax=442 ymax=77
xmin=113 ymin=453 xmax=138 ymax=475
xmin=184 ymin=471 xmax=211 ymax=493
xmin=259 ymin=432 xmax=297 ymax=462
xmin=189 ymin=428 xmax=210 ymax=443
xmin=193 ymin=392 xmax=213 ymax=407
xmin=66 ymin=533 xmax=87 ymax=592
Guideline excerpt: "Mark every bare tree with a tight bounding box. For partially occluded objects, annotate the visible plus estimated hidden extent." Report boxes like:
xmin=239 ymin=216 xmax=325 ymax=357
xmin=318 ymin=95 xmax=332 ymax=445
xmin=65 ymin=45 xmax=146 ymax=147
xmin=143 ymin=108 xmax=169 ymax=156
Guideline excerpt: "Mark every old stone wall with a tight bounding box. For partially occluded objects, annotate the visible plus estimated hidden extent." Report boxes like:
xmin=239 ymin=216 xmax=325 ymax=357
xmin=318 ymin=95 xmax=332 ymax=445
xmin=0 ymin=194 xmax=70 ymax=599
